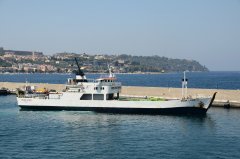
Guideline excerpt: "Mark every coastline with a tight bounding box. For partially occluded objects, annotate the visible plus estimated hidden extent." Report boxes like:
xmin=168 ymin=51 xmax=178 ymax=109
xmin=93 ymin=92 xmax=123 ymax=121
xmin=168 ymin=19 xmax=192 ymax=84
xmin=0 ymin=72 xmax=165 ymax=75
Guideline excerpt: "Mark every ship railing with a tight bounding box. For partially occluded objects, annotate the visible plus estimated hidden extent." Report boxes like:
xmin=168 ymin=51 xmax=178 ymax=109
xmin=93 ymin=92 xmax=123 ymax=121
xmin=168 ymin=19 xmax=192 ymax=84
xmin=18 ymin=93 xmax=48 ymax=99
xmin=87 ymin=78 xmax=99 ymax=83
xmin=66 ymin=78 xmax=99 ymax=85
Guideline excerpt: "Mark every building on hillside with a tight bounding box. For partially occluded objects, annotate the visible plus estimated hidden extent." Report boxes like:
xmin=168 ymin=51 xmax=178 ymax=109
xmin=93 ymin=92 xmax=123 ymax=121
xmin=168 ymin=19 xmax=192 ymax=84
xmin=38 ymin=65 xmax=47 ymax=72
xmin=1 ymin=48 xmax=43 ymax=60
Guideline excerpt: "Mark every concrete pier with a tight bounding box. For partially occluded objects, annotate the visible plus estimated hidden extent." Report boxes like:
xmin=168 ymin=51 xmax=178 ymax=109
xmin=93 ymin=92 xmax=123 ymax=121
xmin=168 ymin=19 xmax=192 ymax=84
xmin=1 ymin=82 xmax=239 ymax=108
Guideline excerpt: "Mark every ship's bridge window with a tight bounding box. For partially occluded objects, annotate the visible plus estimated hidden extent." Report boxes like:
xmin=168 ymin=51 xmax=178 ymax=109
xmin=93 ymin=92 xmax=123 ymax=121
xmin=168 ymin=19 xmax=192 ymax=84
xmin=95 ymin=87 xmax=104 ymax=90
xmin=99 ymin=87 xmax=104 ymax=90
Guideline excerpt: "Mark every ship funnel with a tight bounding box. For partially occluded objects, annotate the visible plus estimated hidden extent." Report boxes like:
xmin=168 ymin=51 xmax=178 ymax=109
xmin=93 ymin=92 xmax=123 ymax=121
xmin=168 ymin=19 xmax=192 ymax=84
xmin=74 ymin=58 xmax=87 ymax=82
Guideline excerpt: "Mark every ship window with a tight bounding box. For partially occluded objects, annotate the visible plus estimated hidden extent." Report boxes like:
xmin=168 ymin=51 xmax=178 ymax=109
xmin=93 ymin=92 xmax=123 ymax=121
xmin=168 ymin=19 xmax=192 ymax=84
xmin=80 ymin=94 xmax=92 ymax=100
xmin=94 ymin=87 xmax=99 ymax=90
xmin=106 ymin=93 xmax=114 ymax=100
xmin=93 ymin=94 xmax=104 ymax=100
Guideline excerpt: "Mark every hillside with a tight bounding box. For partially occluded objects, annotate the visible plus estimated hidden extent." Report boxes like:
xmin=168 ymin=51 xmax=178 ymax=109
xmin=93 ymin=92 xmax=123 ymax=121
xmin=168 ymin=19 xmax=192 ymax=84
xmin=0 ymin=50 xmax=208 ymax=73
xmin=113 ymin=55 xmax=208 ymax=72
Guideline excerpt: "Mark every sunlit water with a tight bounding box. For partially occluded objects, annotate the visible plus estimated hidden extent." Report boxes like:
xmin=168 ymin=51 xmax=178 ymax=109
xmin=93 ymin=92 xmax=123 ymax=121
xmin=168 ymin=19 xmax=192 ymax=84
xmin=1 ymin=95 xmax=240 ymax=158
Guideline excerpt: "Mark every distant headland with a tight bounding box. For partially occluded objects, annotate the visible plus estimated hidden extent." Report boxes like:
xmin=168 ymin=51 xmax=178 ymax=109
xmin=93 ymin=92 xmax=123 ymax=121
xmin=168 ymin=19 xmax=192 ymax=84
xmin=0 ymin=47 xmax=208 ymax=73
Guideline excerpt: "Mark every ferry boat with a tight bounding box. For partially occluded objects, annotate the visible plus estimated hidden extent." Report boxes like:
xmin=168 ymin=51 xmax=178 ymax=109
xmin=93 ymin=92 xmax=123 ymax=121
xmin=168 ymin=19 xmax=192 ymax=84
xmin=16 ymin=58 xmax=216 ymax=115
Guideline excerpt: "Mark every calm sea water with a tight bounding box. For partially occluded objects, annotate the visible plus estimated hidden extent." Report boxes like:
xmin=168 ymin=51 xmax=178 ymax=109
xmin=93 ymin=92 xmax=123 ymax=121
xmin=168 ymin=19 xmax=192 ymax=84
xmin=1 ymin=71 xmax=240 ymax=89
xmin=1 ymin=95 xmax=240 ymax=159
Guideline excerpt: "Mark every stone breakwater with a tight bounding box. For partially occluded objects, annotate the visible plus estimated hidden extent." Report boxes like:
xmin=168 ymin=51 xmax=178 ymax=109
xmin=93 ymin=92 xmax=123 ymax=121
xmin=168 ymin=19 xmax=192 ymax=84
xmin=1 ymin=82 xmax=239 ymax=108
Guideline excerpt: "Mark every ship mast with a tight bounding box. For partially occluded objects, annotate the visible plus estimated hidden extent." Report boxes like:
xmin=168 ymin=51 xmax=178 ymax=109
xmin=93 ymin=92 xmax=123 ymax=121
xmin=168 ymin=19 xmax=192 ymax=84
xmin=108 ymin=64 xmax=115 ymax=78
xmin=182 ymin=71 xmax=188 ymax=99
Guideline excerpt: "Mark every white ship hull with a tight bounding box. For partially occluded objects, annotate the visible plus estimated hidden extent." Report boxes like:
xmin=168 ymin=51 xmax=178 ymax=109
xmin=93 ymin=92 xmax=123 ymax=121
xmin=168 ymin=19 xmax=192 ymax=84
xmin=17 ymin=92 xmax=216 ymax=115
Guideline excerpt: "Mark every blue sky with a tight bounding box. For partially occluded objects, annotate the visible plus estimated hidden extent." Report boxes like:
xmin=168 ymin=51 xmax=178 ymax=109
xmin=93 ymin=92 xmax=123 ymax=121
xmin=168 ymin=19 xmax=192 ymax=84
xmin=0 ymin=0 xmax=240 ymax=71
